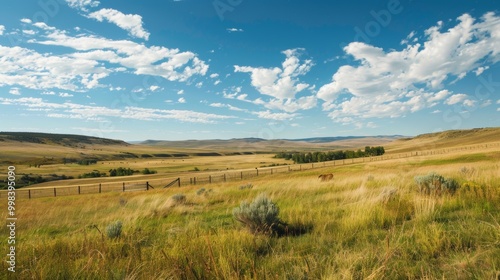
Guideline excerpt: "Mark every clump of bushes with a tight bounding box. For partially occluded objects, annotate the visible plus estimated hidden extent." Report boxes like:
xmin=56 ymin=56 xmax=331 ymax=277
xmin=239 ymin=183 xmax=253 ymax=190
xmin=141 ymin=168 xmax=157 ymax=175
xmin=414 ymin=172 xmax=460 ymax=195
xmin=171 ymin=194 xmax=186 ymax=204
xmin=79 ymin=170 xmax=106 ymax=179
xmin=106 ymin=220 xmax=123 ymax=239
xmin=109 ymin=167 xmax=138 ymax=177
xmin=196 ymin=188 xmax=206 ymax=195
xmin=233 ymin=194 xmax=285 ymax=235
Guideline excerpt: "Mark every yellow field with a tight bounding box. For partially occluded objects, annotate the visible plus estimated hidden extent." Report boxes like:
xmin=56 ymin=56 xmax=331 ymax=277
xmin=0 ymin=133 xmax=499 ymax=279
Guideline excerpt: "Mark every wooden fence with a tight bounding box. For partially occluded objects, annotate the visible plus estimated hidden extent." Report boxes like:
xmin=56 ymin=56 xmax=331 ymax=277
xmin=2 ymin=141 xmax=498 ymax=200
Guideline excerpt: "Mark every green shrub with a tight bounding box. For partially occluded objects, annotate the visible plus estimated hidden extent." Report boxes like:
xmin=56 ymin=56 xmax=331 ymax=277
xmin=141 ymin=168 xmax=157 ymax=175
xmin=414 ymin=172 xmax=460 ymax=195
xmin=233 ymin=194 xmax=285 ymax=235
xmin=171 ymin=194 xmax=186 ymax=204
xmin=239 ymin=183 xmax=253 ymax=190
xmin=106 ymin=221 xmax=123 ymax=239
xmin=196 ymin=188 xmax=206 ymax=195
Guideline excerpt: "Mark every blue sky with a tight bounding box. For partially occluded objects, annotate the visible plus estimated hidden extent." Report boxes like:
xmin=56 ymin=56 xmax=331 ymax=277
xmin=0 ymin=0 xmax=499 ymax=141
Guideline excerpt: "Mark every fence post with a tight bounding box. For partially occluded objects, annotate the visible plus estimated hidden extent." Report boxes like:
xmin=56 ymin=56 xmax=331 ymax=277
xmin=28 ymin=189 xmax=31 ymax=199
xmin=224 ymin=174 xmax=226 ymax=182
xmin=78 ymin=186 xmax=80 ymax=194
xmin=194 ymin=177 xmax=197 ymax=185
xmin=209 ymin=175 xmax=212 ymax=184
xmin=146 ymin=182 xmax=149 ymax=191
xmin=256 ymin=168 xmax=259 ymax=176
xmin=177 ymin=178 xmax=180 ymax=187
xmin=53 ymin=188 xmax=56 ymax=197
xmin=190 ymin=178 xmax=192 ymax=184
xmin=288 ymin=166 xmax=290 ymax=172
xmin=123 ymin=182 xmax=125 ymax=192
xmin=240 ymin=171 xmax=243 ymax=179
xmin=99 ymin=183 xmax=102 ymax=193
xmin=271 ymin=168 xmax=273 ymax=175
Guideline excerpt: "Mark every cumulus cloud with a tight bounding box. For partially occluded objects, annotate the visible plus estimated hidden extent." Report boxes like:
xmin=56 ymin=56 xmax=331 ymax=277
xmin=59 ymin=92 xmax=74 ymax=98
xmin=235 ymin=48 xmax=313 ymax=100
xmin=445 ymin=94 xmax=468 ymax=105
xmin=0 ymin=45 xmax=110 ymax=91
xmin=318 ymin=12 xmax=500 ymax=125
xmin=9 ymin=88 xmax=20 ymax=95
xmin=0 ymin=25 xmax=5 ymax=36
xmin=88 ymin=8 xmax=150 ymax=40
xmin=234 ymin=48 xmax=316 ymax=113
xmin=149 ymin=85 xmax=161 ymax=92
xmin=65 ymin=0 xmax=100 ymax=12
xmin=0 ymin=23 xmax=208 ymax=91
xmin=178 ymin=97 xmax=186 ymax=103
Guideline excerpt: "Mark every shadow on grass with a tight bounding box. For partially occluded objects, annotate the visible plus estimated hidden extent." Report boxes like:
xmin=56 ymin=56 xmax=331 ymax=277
xmin=274 ymin=221 xmax=314 ymax=237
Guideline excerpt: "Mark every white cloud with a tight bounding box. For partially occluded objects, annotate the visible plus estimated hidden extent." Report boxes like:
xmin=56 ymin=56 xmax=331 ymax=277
xmin=33 ymin=22 xmax=56 ymax=31
xmin=22 ymin=30 xmax=36 ymax=35
xmin=88 ymin=8 xmax=150 ymax=40
xmin=177 ymin=89 xmax=184 ymax=95
xmin=210 ymin=73 xmax=219 ymax=79
xmin=263 ymin=96 xmax=317 ymax=113
xmin=227 ymin=28 xmax=244 ymax=32
xmin=0 ymin=97 xmax=234 ymax=124
xmin=149 ymin=85 xmax=160 ymax=92
xmin=234 ymin=48 xmax=317 ymax=113
xmin=59 ymin=92 xmax=74 ymax=98
xmin=196 ymin=82 xmax=203 ymax=88
xmin=235 ymin=48 xmax=313 ymax=99
xmin=214 ymin=80 xmax=221 ymax=86
xmin=20 ymin=18 xmax=32 ymax=24
xmin=41 ymin=91 xmax=56 ymax=95
xmin=178 ymin=97 xmax=186 ymax=103
xmin=253 ymin=110 xmax=297 ymax=121
xmin=445 ymin=94 xmax=468 ymax=105
xmin=209 ymin=102 xmax=246 ymax=112
xmin=9 ymin=88 xmax=20 ymax=95
xmin=65 ymin=0 xmax=100 ymax=12
xmin=474 ymin=66 xmax=489 ymax=76
xmin=0 ymin=45 xmax=110 ymax=91
xmin=1 ymin=23 xmax=208 ymax=91
xmin=0 ymin=25 xmax=5 ymax=36
xmin=318 ymin=12 xmax=500 ymax=125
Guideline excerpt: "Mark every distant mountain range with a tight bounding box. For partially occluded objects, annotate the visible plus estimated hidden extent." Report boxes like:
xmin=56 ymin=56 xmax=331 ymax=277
xmin=136 ymin=136 xmax=406 ymax=152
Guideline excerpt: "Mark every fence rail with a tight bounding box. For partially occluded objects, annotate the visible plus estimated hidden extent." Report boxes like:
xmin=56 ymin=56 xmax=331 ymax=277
xmin=2 ymin=142 xmax=498 ymax=200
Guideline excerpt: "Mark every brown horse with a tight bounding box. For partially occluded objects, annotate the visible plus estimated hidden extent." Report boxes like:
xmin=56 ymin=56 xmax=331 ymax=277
xmin=318 ymin=173 xmax=334 ymax=182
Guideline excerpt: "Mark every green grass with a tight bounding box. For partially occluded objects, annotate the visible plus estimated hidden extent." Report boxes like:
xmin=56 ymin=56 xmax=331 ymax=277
xmin=410 ymin=153 xmax=495 ymax=167
xmin=0 ymin=151 xmax=499 ymax=279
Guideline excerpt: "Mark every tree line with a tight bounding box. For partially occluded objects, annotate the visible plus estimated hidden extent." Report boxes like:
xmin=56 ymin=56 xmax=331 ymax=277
xmin=274 ymin=146 xmax=385 ymax=164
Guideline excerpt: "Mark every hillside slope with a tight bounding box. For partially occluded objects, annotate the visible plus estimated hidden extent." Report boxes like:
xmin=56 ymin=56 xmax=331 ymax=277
xmin=385 ymin=127 xmax=500 ymax=153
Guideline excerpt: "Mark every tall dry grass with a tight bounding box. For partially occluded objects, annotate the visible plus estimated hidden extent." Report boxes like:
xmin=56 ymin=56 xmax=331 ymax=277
xmin=0 ymin=151 xmax=499 ymax=279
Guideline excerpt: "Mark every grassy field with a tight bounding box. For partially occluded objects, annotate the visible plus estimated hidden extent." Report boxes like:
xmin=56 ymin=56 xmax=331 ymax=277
xmin=1 ymin=142 xmax=499 ymax=279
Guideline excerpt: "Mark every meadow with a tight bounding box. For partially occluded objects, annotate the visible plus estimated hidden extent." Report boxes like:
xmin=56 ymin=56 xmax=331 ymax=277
xmin=0 ymin=141 xmax=499 ymax=279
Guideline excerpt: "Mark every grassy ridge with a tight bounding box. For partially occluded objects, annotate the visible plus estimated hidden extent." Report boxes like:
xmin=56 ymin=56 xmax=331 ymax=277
xmin=1 ymin=150 xmax=499 ymax=279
